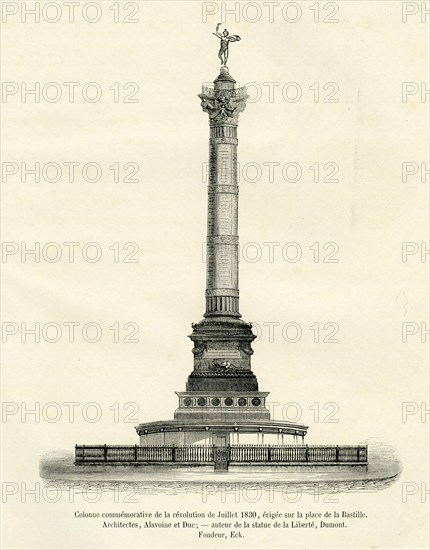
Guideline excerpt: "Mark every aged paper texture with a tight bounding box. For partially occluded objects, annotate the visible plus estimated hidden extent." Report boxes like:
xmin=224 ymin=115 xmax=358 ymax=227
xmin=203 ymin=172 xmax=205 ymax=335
xmin=1 ymin=1 xmax=429 ymax=549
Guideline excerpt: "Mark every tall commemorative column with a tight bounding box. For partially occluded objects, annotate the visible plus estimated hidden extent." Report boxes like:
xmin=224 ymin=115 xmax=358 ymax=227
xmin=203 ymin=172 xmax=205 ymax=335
xmin=203 ymin=67 xmax=245 ymax=318
xmin=184 ymin=66 xmax=261 ymax=395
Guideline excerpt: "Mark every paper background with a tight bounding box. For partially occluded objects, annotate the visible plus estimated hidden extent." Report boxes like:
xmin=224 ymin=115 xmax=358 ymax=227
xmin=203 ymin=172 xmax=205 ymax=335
xmin=2 ymin=1 xmax=429 ymax=548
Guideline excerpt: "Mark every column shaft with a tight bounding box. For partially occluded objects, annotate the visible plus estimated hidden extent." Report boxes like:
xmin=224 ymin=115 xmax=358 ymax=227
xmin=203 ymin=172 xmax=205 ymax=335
xmin=206 ymin=123 xmax=240 ymax=317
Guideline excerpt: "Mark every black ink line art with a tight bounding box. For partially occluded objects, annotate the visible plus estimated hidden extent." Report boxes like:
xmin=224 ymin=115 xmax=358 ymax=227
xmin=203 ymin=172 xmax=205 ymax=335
xmin=40 ymin=27 xmax=400 ymax=488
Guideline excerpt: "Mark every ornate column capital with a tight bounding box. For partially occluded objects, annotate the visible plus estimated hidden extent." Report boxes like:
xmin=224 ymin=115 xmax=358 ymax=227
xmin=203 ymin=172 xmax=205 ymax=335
xmin=198 ymin=70 xmax=248 ymax=124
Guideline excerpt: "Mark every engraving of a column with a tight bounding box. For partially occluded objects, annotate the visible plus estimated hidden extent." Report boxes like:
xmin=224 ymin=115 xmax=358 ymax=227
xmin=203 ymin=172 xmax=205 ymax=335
xmin=199 ymin=68 xmax=247 ymax=318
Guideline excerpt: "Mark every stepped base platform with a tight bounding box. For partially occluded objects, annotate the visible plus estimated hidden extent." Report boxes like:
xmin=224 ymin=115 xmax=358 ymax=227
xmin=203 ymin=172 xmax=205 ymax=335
xmin=135 ymin=418 xmax=308 ymax=447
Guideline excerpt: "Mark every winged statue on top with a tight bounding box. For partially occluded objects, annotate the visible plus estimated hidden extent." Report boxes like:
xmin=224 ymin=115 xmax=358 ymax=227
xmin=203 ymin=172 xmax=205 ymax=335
xmin=213 ymin=23 xmax=241 ymax=67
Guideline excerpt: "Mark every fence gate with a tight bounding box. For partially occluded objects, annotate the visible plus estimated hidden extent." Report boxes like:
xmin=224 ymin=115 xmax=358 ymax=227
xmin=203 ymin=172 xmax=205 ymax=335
xmin=214 ymin=446 xmax=229 ymax=471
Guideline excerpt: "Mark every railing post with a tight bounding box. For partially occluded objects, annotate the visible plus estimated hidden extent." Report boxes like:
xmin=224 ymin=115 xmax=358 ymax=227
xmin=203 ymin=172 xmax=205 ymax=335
xmin=305 ymin=445 xmax=309 ymax=462
xmin=134 ymin=444 xmax=138 ymax=462
xmin=336 ymin=445 xmax=339 ymax=462
xmin=172 ymin=444 xmax=176 ymax=462
xmin=104 ymin=444 xmax=107 ymax=462
xmin=268 ymin=445 xmax=271 ymax=462
xmin=82 ymin=444 xmax=85 ymax=461
xmin=357 ymin=447 xmax=360 ymax=462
